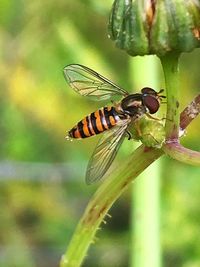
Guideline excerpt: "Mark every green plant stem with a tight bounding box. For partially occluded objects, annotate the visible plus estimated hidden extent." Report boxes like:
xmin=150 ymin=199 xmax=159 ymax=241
xmin=60 ymin=92 xmax=200 ymax=267
xmin=163 ymin=93 xmax=200 ymax=166
xmin=160 ymin=52 xmax=180 ymax=141
xmin=163 ymin=142 xmax=200 ymax=166
xmin=132 ymin=161 xmax=161 ymax=267
xmin=129 ymin=56 xmax=161 ymax=267
xmin=60 ymin=146 xmax=163 ymax=267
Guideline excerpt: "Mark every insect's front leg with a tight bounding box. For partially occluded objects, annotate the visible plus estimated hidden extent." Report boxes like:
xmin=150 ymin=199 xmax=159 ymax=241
xmin=145 ymin=113 xmax=161 ymax=121
xmin=133 ymin=119 xmax=142 ymax=137
xmin=146 ymin=113 xmax=169 ymax=123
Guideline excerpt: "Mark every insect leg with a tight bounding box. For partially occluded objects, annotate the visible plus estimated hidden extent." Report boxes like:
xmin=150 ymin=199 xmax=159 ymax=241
xmin=145 ymin=113 xmax=161 ymax=121
xmin=126 ymin=130 xmax=132 ymax=140
xmin=134 ymin=120 xmax=142 ymax=137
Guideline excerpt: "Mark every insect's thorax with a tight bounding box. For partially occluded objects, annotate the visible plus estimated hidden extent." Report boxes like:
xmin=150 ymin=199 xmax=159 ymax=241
xmin=119 ymin=94 xmax=147 ymax=117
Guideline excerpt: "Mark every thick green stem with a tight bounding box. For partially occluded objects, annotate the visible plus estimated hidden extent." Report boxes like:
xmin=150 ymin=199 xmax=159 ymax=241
xmin=129 ymin=56 xmax=161 ymax=267
xmin=132 ymin=161 xmax=161 ymax=267
xmin=160 ymin=53 xmax=180 ymax=141
xmin=60 ymin=146 xmax=162 ymax=267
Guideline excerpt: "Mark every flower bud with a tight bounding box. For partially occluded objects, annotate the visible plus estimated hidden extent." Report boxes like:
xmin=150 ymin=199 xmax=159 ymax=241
xmin=108 ymin=0 xmax=200 ymax=56
xmin=130 ymin=117 xmax=165 ymax=148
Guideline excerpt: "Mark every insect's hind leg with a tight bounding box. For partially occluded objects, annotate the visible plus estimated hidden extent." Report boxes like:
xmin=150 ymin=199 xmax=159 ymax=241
xmin=126 ymin=130 xmax=132 ymax=140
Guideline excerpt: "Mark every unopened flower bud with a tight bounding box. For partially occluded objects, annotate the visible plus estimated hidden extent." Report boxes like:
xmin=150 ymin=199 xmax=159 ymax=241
xmin=130 ymin=117 xmax=165 ymax=148
xmin=108 ymin=0 xmax=200 ymax=56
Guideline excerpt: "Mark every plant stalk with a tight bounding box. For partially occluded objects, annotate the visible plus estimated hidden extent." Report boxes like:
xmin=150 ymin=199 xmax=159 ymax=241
xmin=163 ymin=93 xmax=200 ymax=166
xmin=60 ymin=146 xmax=162 ymax=267
xmin=160 ymin=53 xmax=180 ymax=141
xmin=163 ymin=142 xmax=200 ymax=166
xmin=129 ymin=56 xmax=161 ymax=267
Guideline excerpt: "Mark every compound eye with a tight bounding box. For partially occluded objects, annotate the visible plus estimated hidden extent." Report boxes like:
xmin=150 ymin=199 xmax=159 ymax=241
xmin=143 ymin=95 xmax=159 ymax=114
xmin=141 ymin=87 xmax=156 ymax=96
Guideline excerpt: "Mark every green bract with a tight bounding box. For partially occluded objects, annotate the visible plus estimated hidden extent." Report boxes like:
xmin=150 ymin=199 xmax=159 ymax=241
xmin=108 ymin=0 xmax=200 ymax=56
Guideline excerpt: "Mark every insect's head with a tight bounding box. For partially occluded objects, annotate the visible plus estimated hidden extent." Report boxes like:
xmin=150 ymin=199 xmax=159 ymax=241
xmin=141 ymin=87 xmax=166 ymax=114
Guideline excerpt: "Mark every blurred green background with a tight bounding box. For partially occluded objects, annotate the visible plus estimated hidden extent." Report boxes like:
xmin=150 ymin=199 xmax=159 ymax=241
xmin=0 ymin=1 xmax=200 ymax=267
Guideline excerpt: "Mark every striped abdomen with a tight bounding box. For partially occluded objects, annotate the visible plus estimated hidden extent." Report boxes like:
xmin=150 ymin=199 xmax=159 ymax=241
xmin=68 ymin=106 xmax=120 ymax=139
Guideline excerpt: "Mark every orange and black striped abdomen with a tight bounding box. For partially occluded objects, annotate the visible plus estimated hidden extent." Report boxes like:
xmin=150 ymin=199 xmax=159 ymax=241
xmin=68 ymin=106 xmax=120 ymax=139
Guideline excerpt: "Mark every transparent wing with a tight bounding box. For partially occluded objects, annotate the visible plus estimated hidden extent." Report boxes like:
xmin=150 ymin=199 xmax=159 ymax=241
xmin=63 ymin=64 xmax=129 ymax=101
xmin=86 ymin=120 xmax=130 ymax=184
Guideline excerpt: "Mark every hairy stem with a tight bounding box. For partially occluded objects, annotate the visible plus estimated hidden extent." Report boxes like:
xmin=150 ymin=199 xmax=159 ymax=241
xmin=60 ymin=146 xmax=162 ymax=267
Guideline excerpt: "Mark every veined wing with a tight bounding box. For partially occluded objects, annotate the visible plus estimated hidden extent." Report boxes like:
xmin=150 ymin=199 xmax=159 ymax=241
xmin=86 ymin=120 xmax=130 ymax=184
xmin=63 ymin=64 xmax=129 ymax=101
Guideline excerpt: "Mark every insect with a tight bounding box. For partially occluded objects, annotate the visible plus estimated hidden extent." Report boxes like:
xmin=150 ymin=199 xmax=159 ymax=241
xmin=64 ymin=64 xmax=165 ymax=184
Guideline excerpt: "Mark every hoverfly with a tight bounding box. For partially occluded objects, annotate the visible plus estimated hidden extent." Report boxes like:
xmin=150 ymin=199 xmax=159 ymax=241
xmin=64 ymin=64 xmax=165 ymax=184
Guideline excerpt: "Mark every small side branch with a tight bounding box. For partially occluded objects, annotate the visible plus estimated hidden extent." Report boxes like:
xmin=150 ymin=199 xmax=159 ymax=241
xmin=180 ymin=94 xmax=200 ymax=130
xmin=163 ymin=142 xmax=200 ymax=166
xmin=163 ymin=93 xmax=200 ymax=166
